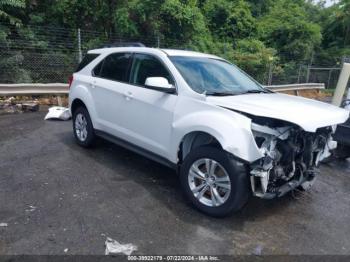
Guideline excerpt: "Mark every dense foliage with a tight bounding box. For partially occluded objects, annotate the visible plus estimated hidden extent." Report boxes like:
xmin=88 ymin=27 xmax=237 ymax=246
xmin=0 ymin=0 xmax=349 ymax=84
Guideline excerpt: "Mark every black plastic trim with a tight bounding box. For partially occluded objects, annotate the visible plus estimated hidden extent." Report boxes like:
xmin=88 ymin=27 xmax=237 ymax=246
xmin=95 ymin=130 xmax=177 ymax=170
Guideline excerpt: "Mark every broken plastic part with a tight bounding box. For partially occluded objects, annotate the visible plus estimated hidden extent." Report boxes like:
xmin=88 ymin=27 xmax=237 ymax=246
xmin=250 ymin=121 xmax=333 ymax=199
xmin=317 ymin=139 xmax=337 ymax=163
xmin=44 ymin=106 xmax=71 ymax=121
xmin=251 ymin=122 xmax=291 ymax=140
xmin=250 ymin=169 xmax=270 ymax=194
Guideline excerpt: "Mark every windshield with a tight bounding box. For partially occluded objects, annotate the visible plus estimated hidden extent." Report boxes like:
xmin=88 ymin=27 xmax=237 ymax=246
xmin=170 ymin=56 xmax=267 ymax=95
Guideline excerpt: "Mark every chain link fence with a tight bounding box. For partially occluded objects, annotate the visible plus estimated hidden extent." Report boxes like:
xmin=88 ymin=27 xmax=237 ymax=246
xmin=0 ymin=22 xmax=348 ymax=88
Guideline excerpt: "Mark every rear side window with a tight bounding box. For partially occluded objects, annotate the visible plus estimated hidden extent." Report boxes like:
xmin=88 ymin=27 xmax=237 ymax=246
xmin=75 ymin=54 xmax=99 ymax=72
xmin=96 ymin=53 xmax=132 ymax=82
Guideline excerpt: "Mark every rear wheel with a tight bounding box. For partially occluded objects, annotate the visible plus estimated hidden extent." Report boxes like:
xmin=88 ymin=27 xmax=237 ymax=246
xmin=180 ymin=146 xmax=250 ymax=217
xmin=72 ymin=107 xmax=96 ymax=147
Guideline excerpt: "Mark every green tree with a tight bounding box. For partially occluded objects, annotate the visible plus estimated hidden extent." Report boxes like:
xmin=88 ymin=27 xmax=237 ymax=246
xmin=257 ymin=0 xmax=322 ymax=61
xmin=323 ymin=0 xmax=350 ymax=48
xmin=159 ymin=0 xmax=209 ymax=45
xmin=246 ymin=0 xmax=274 ymax=17
xmin=0 ymin=0 xmax=25 ymax=25
xmin=231 ymin=39 xmax=277 ymax=83
xmin=0 ymin=0 xmax=30 ymax=83
xmin=203 ymin=0 xmax=256 ymax=40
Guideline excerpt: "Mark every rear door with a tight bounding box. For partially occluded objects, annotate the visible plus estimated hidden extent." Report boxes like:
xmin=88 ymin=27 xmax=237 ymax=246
xmin=91 ymin=52 xmax=133 ymax=136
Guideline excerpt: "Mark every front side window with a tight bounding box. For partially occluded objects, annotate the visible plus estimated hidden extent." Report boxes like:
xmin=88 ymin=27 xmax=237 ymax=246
xmin=95 ymin=53 xmax=132 ymax=82
xmin=129 ymin=54 xmax=174 ymax=86
xmin=170 ymin=56 xmax=267 ymax=95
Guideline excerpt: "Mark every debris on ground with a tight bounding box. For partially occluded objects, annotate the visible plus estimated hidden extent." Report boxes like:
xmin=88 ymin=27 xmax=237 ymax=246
xmin=25 ymin=205 xmax=37 ymax=212
xmin=0 ymin=95 xmax=70 ymax=115
xmin=44 ymin=106 xmax=71 ymax=121
xmin=105 ymin=237 xmax=137 ymax=256
xmin=0 ymin=97 xmax=39 ymax=114
xmin=22 ymin=102 xmax=39 ymax=112
xmin=64 ymin=248 xmax=69 ymax=253
xmin=252 ymin=244 xmax=263 ymax=255
xmin=0 ymin=223 xmax=8 ymax=227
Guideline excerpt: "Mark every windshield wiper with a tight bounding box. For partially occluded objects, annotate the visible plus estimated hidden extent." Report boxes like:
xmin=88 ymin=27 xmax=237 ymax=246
xmin=238 ymin=89 xmax=271 ymax=95
xmin=206 ymin=91 xmax=237 ymax=96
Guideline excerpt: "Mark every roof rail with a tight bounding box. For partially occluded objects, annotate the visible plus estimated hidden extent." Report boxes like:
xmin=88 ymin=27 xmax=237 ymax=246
xmin=103 ymin=42 xmax=146 ymax=48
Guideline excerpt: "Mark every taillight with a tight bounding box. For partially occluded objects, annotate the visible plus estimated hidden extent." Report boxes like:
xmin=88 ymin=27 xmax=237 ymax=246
xmin=68 ymin=75 xmax=73 ymax=89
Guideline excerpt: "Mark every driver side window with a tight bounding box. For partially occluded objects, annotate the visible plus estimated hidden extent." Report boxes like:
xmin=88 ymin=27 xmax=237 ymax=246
xmin=129 ymin=54 xmax=174 ymax=86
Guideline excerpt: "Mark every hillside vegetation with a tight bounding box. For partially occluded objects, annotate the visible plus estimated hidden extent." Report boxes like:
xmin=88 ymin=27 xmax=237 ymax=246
xmin=0 ymin=0 xmax=349 ymax=84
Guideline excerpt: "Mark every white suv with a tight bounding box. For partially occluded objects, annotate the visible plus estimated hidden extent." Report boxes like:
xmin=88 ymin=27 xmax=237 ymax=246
xmin=69 ymin=46 xmax=349 ymax=217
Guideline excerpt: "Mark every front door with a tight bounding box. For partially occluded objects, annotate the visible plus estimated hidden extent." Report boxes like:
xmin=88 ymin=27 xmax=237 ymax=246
xmin=116 ymin=53 xmax=178 ymax=158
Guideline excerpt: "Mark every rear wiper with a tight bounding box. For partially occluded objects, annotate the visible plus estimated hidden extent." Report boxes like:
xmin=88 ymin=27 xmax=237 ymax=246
xmin=206 ymin=91 xmax=237 ymax=96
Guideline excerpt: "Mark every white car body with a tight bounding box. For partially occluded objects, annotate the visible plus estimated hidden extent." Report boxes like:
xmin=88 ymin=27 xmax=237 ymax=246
xmin=69 ymin=47 xmax=349 ymax=202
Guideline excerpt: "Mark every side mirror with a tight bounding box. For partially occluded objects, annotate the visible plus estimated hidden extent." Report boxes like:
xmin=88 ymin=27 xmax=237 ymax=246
xmin=145 ymin=77 xmax=176 ymax=94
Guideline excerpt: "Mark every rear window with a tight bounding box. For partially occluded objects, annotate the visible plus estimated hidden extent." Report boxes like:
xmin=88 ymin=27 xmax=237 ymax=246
xmin=75 ymin=54 xmax=99 ymax=72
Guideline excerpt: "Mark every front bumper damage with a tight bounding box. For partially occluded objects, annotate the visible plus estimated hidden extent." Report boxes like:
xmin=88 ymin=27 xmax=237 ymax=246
xmin=249 ymin=122 xmax=337 ymax=199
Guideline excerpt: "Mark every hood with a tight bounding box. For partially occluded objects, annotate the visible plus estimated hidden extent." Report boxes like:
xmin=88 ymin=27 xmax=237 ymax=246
xmin=207 ymin=93 xmax=349 ymax=132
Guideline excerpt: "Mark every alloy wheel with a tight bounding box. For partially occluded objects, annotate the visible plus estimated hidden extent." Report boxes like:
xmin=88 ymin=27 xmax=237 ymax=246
xmin=188 ymin=158 xmax=231 ymax=207
xmin=75 ymin=113 xmax=88 ymax=141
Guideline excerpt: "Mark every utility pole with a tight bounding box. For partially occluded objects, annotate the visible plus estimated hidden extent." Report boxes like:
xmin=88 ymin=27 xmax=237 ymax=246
xmin=157 ymin=35 xmax=160 ymax=48
xmin=306 ymin=66 xmax=310 ymax=83
xmin=78 ymin=28 xmax=82 ymax=63
xmin=297 ymin=64 xmax=302 ymax=83
xmin=327 ymin=69 xmax=333 ymax=89
xmin=267 ymin=56 xmax=274 ymax=86
xmin=268 ymin=63 xmax=273 ymax=86
xmin=306 ymin=51 xmax=315 ymax=83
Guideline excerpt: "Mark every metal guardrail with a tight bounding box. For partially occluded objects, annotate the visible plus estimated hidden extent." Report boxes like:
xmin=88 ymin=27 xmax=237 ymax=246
xmin=0 ymin=83 xmax=69 ymax=96
xmin=265 ymin=83 xmax=325 ymax=92
xmin=0 ymin=83 xmax=325 ymax=96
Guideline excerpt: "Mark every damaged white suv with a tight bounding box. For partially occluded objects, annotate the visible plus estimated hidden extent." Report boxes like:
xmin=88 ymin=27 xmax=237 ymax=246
xmin=69 ymin=46 xmax=349 ymax=217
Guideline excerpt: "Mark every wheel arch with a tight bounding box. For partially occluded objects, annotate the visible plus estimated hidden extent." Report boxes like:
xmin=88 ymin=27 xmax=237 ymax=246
xmin=170 ymin=111 xmax=264 ymax=164
xmin=71 ymin=98 xmax=87 ymax=115
xmin=177 ymin=131 xmax=223 ymax=164
xmin=69 ymin=83 xmax=99 ymax=129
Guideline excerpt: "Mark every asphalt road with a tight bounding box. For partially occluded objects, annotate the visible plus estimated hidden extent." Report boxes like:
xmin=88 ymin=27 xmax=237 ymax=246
xmin=0 ymin=111 xmax=350 ymax=255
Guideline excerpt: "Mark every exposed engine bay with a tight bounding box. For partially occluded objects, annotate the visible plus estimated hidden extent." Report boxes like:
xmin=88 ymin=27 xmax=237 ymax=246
xmin=249 ymin=116 xmax=337 ymax=199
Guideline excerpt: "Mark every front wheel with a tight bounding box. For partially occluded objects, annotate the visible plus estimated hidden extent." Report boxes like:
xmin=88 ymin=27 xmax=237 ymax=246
xmin=180 ymin=146 xmax=250 ymax=217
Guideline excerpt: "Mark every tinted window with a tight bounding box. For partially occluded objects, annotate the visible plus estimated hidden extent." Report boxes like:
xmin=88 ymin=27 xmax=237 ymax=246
xmin=93 ymin=61 xmax=103 ymax=76
xmin=98 ymin=53 xmax=132 ymax=82
xmin=75 ymin=54 xmax=99 ymax=72
xmin=130 ymin=54 xmax=173 ymax=86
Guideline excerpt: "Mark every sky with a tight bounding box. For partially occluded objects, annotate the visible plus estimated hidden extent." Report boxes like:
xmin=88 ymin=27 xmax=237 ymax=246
xmin=322 ymin=0 xmax=339 ymax=7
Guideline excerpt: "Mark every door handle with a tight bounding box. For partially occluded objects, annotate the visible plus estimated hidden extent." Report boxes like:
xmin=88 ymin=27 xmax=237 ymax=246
xmin=124 ymin=91 xmax=133 ymax=101
xmin=90 ymin=81 xmax=96 ymax=89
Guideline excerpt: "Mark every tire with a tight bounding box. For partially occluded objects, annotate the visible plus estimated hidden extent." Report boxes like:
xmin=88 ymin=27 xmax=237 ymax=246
xmin=180 ymin=146 xmax=250 ymax=217
xmin=334 ymin=144 xmax=350 ymax=160
xmin=72 ymin=106 xmax=96 ymax=147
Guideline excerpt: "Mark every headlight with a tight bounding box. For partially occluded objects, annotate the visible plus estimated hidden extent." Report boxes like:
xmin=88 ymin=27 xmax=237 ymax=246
xmin=251 ymin=122 xmax=291 ymax=141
